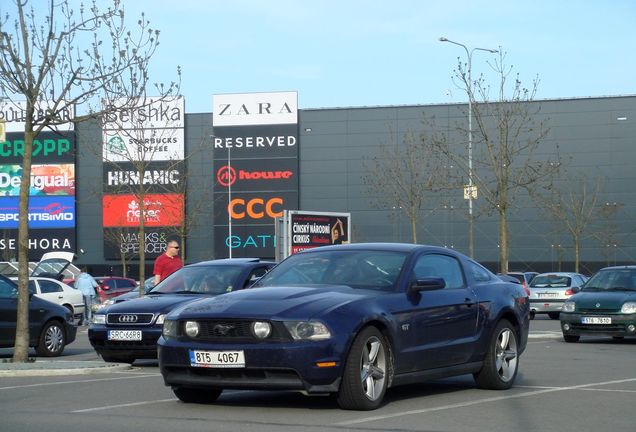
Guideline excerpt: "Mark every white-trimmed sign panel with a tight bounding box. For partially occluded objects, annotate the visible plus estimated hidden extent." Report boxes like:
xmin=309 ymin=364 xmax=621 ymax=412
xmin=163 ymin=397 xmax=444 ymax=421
xmin=213 ymin=91 xmax=298 ymax=126
xmin=102 ymin=96 xmax=185 ymax=130
xmin=103 ymin=128 xmax=185 ymax=162
xmin=0 ymin=101 xmax=75 ymax=132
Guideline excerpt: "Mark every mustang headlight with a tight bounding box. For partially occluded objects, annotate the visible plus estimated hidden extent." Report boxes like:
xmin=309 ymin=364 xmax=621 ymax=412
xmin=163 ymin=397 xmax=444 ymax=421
xmin=155 ymin=314 xmax=166 ymax=325
xmin=162 ymin=319 xmax=178 ymax=339
xmin=252 ymin=321 xmax=272 ymax=339
xmin=283 ymin=321 xmax=331 ymax=341
xmin=562 ymin=301 xmax=576 ymax=313
xmin=621 ymin=302 xmax=636 ymax=314
xmin=93 ymin=314 xmax=106 ymax=325
xmin=185 ymin=321 xmax=200 ymax=338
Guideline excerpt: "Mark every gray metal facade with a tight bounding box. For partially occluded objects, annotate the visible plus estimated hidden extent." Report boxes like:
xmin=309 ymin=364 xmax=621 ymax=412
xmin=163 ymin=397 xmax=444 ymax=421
xmin=76 ymin=95 xmax=636 ymax=276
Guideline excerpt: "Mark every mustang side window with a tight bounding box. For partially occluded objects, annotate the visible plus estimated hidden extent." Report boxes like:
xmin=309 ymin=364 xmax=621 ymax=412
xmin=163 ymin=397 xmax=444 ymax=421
xmin=413 ymin=254 xmax=465 ymax=289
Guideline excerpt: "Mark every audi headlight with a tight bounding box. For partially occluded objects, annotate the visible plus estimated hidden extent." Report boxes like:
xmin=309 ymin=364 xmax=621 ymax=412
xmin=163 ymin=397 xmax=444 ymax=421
xmin=162 ymin=319 xmax=178 ymax=339
xmin=252 ymin=321 xmax=271 ymax=339
xmin=283 ymin=321 xmax=331 ymax=341
xmin=562 ymin=301 xmax=576 ymax=313
xmin=93 ymin=314 xmax=106 ymax=325
xmin=621 ymin=302 xmax=636 ymax=314
xmin=155 ymin=314 xmax=166 ymax=325
xmin=185 ymin=321 xmax=200 ymax=338
xmin=103 ymin=299 xmax=115 ymax=306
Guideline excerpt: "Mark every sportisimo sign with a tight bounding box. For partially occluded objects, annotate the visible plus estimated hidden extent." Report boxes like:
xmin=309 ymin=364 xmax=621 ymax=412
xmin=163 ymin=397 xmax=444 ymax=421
xmin=0 ymin=196 xmax=75 ymax=228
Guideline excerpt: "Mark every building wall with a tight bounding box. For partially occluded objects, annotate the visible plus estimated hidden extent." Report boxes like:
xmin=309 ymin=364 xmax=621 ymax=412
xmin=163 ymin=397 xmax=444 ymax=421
xmin=75 ymin=96 xmax=636 ymax=277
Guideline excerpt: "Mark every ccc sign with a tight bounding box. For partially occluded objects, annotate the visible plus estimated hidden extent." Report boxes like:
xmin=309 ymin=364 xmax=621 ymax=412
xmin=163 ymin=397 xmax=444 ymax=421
xmin=228 ymin=197 xmax=283 ymax=220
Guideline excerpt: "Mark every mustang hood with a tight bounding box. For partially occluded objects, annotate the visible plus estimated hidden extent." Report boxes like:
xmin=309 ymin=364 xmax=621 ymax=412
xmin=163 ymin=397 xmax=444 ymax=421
xmin=174 ymin=285 xmax=373 ymax=320
xmin=102 ymin=294 xmax=204 ymax=314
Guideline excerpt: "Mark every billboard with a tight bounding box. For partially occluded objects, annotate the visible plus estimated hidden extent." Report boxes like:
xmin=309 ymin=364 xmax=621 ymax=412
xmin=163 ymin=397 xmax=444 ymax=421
xmin=103 ymin=160 xmax=185 ymax=194
xmin=285 ymin=211 xmax=351 ymax=255
xmin=102 ymin=194 xmax=184 ymax=228
xmin=0 ymin=228 xmax=75 ymax=259
xmin=212 ymin=91 xmax=299 ymax=259
xmin=0 ymin=100 xmax=74 ymax=132
xmin=103 ymin=128 xmax=185 ymax=162
xmin=0 ymin=196 xmax=75 ymax=229
xmin=0 ymin=131 xmax=75 ymax=164
xmin=102 ymin=97 xmax=184 ymax=130
xmin=103 ymin=227 xmax=179 ymax=260
xmin=0 ymin=164 xmax=75 ymax=196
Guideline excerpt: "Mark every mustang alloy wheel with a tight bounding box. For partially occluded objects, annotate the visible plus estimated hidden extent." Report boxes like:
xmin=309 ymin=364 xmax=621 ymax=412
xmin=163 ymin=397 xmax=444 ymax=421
xmin=336 ymin=326 xmax=390 ymax=410
xmin=36 ymin=321 xmax=66 ymax=357
xmin=474 ymin=319 xmax=518 ymax=390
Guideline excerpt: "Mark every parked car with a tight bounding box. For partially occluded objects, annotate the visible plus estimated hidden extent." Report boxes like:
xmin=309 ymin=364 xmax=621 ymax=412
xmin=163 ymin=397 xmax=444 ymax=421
xmin=561 ymin=265 xmax=636 ymax=342
xmin=502 ymin=271 xmax=539 ymax=296
xmin=10 ymin=277 xmax=85 ymax=324
xmin=102 ymin=277 xmax=156 ymax=306
xmin=89 ymin=259 xmax=276 ymax=363
xmin=94 ymin=276 xmax=138 ymax=304
xmin=0 ymin=274 xmax=77 ymax=356
xmin=158 ymin=243 xmax=529 ymax=410
xmin=529 ymin=272 xmax=589 ymax=319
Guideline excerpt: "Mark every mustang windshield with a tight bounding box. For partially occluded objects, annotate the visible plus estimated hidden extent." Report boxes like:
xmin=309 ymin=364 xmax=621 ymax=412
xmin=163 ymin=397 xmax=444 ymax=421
xmin=583 ymin=269 xmax=636 ymax=291
xmin=150 ymin=266 xmax=242 ymax=295
xmin=254 ymin=249 xmax=407 ymax=291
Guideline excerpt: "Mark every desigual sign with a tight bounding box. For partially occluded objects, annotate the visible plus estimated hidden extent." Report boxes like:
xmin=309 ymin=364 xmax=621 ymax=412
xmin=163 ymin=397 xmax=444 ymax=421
xmin=102 ymin=193 xmax=184 ymax=227
xmin=0 ymin=164 xmax=75 ymax=196
xmin=0 ymin=196 xmax=75 ymax=229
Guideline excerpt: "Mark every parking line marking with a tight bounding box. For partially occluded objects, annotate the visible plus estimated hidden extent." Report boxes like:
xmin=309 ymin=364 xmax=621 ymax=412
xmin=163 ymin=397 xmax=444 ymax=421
xmin=578 ymin=388 xmax=636 ymax=393
xmin=335 ymin=377 xmax=636 ymax=426
xmin=72 ymin=398 xmax=177 ymax=413
xmin=0 ymin=373 xmax=159 ymax=391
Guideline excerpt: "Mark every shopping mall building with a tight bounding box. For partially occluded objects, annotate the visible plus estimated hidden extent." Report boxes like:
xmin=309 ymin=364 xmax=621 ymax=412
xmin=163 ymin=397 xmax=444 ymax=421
xmin=1 ymin=92 xmax=634 ymax=277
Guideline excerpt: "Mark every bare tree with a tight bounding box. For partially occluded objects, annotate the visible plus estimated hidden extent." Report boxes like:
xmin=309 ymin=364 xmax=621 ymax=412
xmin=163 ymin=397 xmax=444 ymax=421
xmin=540 ymin=175 xmax=602 ymax=273
xmin=363 ymin=127 xmax=444 ymax=243
xmin=595 ymin=201 xmax=624 ymax=267
xmin=435 ymin=51 xmax=559 ymax=272
xmin=0 ymin=0 xmax=179 ymax=362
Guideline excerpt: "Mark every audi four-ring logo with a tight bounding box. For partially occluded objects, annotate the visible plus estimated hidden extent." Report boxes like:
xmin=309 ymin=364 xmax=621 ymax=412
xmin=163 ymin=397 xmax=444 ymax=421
xmin=118 ymin=314 xmax=138 ymax=323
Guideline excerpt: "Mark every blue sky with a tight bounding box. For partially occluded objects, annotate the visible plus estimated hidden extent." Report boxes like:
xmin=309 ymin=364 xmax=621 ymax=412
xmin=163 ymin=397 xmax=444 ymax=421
xmin=113 ymin=1 xmax=636 ymax=112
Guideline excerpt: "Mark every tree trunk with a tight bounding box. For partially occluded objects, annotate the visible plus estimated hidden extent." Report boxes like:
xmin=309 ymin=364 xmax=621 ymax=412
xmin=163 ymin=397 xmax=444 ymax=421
xmin=411 ymin=216 xmax=417 ymax=243
xmin=499 ymin=208 xmax=509 ymax=274
xmin=574 ymin=236 xmax=580 ymax=273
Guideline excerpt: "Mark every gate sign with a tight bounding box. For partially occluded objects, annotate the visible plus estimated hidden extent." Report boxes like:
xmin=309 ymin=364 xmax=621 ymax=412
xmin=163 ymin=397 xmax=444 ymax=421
xmin=285 ymin=210 xmax=351 ymax=255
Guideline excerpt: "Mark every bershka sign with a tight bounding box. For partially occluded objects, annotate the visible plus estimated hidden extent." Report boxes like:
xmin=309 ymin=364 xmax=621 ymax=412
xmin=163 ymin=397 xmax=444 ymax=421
xmin=0 ymin=164 xmax=75 ymax=196
xmin=102 ymin=193 xmax=184 ymax=227
xmin=102 ymin=97 xmax=185 ymax=130
xmin=0 ymin=196 xmax=75 ymax=229
xmin=0 ymin=228 xmax=75 ymax=260
xmin=103 ymin=161 xmax=184 ymax=193
xmin=213 ymin=92 xmax=297 ymax=127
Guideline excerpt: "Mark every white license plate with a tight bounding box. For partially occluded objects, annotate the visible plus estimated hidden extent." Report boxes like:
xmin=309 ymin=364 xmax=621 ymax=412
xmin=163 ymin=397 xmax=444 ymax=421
xmin=581 ymin=316 xmax=612 ymax=325
xmin=537 ymin=292 xmax=559 ymax=298
xmin=108 ymin=330 xmax=142 ymax=341
xmin=189 ymin=350 xmax=245 ymax=368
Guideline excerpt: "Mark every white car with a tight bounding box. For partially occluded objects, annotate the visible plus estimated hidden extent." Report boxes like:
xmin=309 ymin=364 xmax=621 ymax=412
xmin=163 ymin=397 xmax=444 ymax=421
xmin=10 ymin=251 xmax=85 ymax=324
xmin=11 ymin=277 xmax=85 ymax=324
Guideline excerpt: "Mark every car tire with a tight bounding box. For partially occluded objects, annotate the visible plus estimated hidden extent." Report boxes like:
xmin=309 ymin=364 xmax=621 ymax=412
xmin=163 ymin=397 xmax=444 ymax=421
xmin=563 ymin=334 xmax=580 ymax=343
xmin=548 ymin=312 xmax=560 ymax=320
xmin=474 ymin=319 xmax=518 ymax=390
xmin=35 ymin=320 xmax=66 ymax=357
xmin=101 ymin=354 xmax=135 ymax=364
xmin=336 ymin=326 xmax=390 ymax=411
xmin=172 ymin=386 xmax=222 ymax=404
xmin=612 ymin=336 xmax=624 ymax=341
xmin=529 ymin=311 xmax=535 ymax=320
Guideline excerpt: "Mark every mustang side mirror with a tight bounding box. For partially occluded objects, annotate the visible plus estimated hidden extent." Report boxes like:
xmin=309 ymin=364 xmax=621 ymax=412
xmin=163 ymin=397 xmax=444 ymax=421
xmin=409 ymin=277 xmax=446 ymax=293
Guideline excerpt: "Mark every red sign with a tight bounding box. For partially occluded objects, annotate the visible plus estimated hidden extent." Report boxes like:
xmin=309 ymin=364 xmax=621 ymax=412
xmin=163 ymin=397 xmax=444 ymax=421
xmin=216 ymin=165 xmax=293 ymax=187
xmin=102 ymin=194 xmax=184 ymax=227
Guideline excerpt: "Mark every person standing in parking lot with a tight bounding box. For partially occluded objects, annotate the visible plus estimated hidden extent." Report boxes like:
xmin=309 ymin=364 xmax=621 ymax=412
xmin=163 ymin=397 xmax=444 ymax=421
xmin=154 ymin=240 xmax=183 ymax=285
xmin=76 ymin=267 xmax=98 ymax=323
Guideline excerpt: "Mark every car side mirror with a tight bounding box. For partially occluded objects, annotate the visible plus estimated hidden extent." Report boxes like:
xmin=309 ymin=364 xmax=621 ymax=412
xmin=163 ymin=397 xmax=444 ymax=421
xmin=571 ymin=286 xmax=581 ymax=294
xmin=409 ymin=277 xmax=446 ymax=293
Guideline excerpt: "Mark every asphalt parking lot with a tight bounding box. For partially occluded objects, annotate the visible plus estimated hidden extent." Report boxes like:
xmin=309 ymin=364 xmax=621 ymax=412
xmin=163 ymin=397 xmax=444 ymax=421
xmin=1 ymin=316 xmax=635 ymax=432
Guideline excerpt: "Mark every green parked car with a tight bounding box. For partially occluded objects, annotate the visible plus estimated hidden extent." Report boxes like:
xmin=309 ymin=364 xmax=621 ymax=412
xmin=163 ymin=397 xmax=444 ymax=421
xmin=560 ymin=266 xmax=636 ymax=342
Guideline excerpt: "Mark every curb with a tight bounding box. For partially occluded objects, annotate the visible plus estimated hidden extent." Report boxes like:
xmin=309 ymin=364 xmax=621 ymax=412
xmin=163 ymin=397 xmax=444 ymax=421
xmin=0 ymin=361 xmax=132 ymax=377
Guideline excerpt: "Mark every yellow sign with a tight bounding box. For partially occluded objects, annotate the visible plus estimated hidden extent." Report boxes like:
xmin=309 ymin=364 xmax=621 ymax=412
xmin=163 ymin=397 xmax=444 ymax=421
xmin=463 ymin=185 xmax=478 ymax=200
xmin=0 ymin=119 xmax=5 ymax=142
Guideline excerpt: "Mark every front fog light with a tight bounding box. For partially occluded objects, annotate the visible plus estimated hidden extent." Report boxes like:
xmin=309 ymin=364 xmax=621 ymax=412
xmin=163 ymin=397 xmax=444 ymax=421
xmin=563 ymin=323 xmax=571 ymax=331
xmin=185 ymin=321 xmax=200 ymax=338
xmin=252 ymin=321 xmax=271 ymax=339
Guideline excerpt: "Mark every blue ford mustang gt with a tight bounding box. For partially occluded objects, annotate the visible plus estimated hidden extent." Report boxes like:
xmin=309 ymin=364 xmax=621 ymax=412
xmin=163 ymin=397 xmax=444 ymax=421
xmin=158 ymin=243 xmax=529 ymax=410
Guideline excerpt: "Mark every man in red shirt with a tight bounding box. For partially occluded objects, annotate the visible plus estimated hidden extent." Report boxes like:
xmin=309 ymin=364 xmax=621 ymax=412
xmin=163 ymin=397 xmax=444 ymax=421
xmin=153 ymin=240 xmax=183 ymax=285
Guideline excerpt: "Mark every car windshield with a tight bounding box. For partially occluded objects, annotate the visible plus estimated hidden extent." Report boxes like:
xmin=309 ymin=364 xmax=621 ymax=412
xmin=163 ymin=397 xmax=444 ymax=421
xmin=582 ymin=269 xmax=636 ymax=291
xmin=253 ymin=249 xmax=407 ymax=291
xmin=149 ymin=265 xmax=243 ymax=295
xmin=530 ymin=275 xmax=571 ymax=288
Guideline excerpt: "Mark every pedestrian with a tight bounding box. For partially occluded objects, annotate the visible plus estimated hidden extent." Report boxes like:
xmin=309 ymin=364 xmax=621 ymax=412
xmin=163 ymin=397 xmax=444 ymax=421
xmin=75 ymin=267 xmax=98 ymax=324
xmin=154 ymin=240 xmax=183 ymax=285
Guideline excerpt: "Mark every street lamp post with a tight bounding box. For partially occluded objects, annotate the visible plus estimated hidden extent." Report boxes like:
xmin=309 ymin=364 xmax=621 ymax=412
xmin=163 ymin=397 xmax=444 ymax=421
xmin=439 ymin=37 xmax=497 ymax=258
